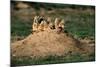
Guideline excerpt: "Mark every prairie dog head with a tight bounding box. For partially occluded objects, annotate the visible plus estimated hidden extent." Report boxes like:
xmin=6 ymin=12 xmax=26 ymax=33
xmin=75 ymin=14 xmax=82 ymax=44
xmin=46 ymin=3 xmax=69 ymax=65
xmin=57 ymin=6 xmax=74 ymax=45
xmin=33 ymin=16 xmax=45 ymax=24
xmin=38 ymin=16 xmax=45 ymax=24
xmin=55 ymin=19 xmax=65 ymax=33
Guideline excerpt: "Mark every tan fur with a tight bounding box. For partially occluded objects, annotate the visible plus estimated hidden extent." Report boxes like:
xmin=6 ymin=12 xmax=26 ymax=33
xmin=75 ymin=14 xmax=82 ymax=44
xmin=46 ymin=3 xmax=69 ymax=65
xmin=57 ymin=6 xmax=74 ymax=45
xmin=32 ymin=22 xmax=38 ymax=32
xmin=38 ymin=21 xmax=45 ymax=31
xmin=32 ymin=16 xmax=39 ymax=32
xmin=34 ymin=16 xmax=38 ymax=23
xmin=47 ymin=17 xmax=51 ymax=24
xmin=43 ymin=21 xmax=49 ymax=31
xmin=56 ymin=27 xmax=63 ymax=34
xmin=58 ymin=19 xmax=65 ymax=29
xmin=54 ymin=18 xmax=61 ymax=29
xmin=49 ymin=22 xmax=54 ymax=30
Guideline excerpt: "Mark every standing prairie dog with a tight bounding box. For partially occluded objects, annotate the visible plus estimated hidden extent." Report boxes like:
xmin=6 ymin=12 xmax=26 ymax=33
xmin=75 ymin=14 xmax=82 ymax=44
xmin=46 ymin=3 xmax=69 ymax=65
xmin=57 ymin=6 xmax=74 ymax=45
xmin=33 ymin=16 xmax=39 ymax=23
xmin=55 ymin=18 xmax=65 ymax=33
xmin=32 ymin=16 xmax=39 ymax=32
xmin=54 ymin=18 xmax=62 ymax=29
xmin=58 ymin=19 xmax=65 ymax=29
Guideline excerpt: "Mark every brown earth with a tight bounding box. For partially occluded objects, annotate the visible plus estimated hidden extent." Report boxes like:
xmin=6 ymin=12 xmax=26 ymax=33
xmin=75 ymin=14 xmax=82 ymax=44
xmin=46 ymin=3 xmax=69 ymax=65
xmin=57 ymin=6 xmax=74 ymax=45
xmin=11 ymin=30 xmax=95 ymax=59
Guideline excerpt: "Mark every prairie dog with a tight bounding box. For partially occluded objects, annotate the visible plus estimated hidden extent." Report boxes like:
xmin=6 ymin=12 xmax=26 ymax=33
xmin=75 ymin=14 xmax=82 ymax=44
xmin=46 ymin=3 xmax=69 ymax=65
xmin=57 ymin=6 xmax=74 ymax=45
xmin=38 ymin=16 xmax=44 ymax=24
xmin=38 ymin=21 xmax=45 ymax=31
xmin=32 ymin=16 xmax=39 ymax=32
xmin=58 ymin=19 xmax=65 ymax=29
xmin=34 ymin=16 xmax=44 ymax=24
xmin=34 ymin=16 xmax=39 ymax=23
xmin=32 ymin=16 xmax=65 ymax=33
xmin=54 ymin=18 xmax=61 ymax=29
xmin=43 ymin=20 xmax=49 ymax=31
xmin=49 ymin=22 xmax=55 ymax=30
xmin=32 ymin=22 xmax=38 ymax=32
xmin=55 ymin=19 xmax=65 ymax=33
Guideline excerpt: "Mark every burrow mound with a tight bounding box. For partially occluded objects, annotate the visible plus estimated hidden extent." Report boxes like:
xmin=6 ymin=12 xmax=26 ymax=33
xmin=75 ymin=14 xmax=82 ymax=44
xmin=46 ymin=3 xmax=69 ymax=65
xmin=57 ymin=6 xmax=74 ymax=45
xmin=11 ymin=30 xmax=94 ymax=59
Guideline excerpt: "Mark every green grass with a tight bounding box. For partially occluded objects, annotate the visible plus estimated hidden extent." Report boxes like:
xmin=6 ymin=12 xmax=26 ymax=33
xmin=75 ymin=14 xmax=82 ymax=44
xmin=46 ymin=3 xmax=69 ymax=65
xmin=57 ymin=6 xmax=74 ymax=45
xmin=11 ymin=16 xmax=33 ymax=37
xmin=11 ymin=52 xmax=95 ymax=66
xmin=64 ymin=13 xmax=95 ymax=38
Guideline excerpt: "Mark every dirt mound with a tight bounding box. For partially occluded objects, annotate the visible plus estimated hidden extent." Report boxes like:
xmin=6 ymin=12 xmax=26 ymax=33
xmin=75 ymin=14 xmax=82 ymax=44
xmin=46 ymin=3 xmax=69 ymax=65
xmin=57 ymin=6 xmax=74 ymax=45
xmin=11 ymin=30 xmax=94 ymax=59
